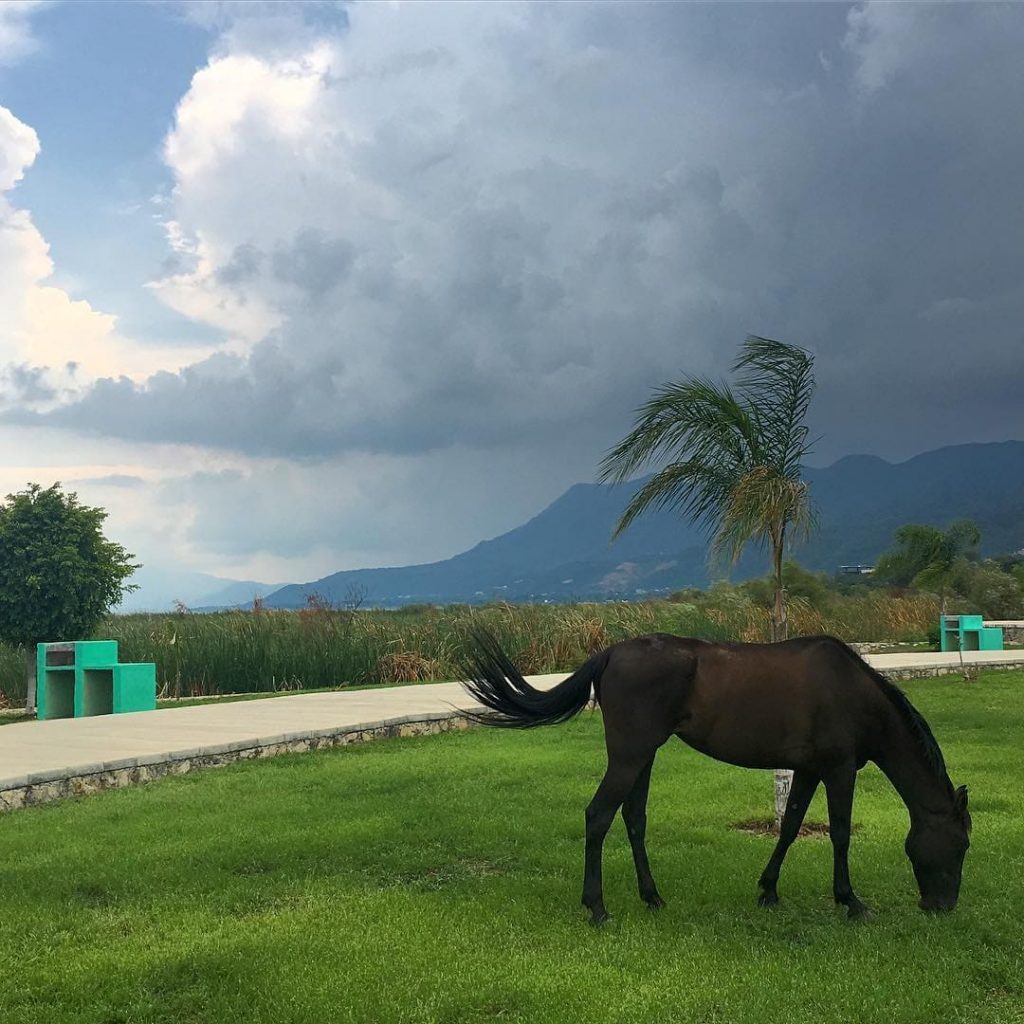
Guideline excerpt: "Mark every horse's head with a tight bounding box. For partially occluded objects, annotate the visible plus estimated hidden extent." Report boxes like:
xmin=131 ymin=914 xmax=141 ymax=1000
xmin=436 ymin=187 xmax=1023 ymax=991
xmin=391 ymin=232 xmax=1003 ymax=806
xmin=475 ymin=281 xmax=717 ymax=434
xmin=905 ymin=784 xmax=971 ymax=912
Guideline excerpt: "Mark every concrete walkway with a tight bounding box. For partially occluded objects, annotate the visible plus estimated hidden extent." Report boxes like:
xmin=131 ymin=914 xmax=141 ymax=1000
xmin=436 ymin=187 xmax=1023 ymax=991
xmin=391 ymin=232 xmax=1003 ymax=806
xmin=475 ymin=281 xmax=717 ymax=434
xmin=2 ymin=650 xmax=1022 ymax=813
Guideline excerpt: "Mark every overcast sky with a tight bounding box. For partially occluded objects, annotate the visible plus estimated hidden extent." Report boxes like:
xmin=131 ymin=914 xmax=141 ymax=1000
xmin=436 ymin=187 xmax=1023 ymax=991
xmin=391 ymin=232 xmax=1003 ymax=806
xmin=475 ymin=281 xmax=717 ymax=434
xmin=0 ymin=1 xmax=1022 ymax=590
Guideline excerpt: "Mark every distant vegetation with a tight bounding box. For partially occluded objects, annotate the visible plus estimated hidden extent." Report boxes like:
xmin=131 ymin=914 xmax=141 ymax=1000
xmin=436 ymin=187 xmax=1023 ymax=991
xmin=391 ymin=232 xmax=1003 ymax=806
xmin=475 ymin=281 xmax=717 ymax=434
xmin=1 ymin=519 xmax=1019 ymax=706
xmin=0 ymin=583 xmax=935 ymax=704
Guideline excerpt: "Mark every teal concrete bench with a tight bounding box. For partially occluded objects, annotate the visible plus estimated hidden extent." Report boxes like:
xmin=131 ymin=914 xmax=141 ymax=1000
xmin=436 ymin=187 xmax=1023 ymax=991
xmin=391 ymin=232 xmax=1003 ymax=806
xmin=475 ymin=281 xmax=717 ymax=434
xmin=939 ymin=614 xmax=1004 ymax=653
xmin=36 ymin=641 xmax=157 ymax=720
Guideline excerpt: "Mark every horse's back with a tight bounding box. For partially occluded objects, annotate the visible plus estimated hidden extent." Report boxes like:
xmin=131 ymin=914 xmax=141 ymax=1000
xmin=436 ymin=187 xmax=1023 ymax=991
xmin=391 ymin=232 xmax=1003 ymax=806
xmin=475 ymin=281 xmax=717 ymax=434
xmin=598 ymin=634 xmax=885 ymax=772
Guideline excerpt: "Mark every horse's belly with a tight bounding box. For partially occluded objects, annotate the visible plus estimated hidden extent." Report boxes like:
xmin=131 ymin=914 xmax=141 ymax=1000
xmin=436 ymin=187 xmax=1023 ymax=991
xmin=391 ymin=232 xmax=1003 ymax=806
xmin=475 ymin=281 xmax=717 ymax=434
xmin=675 ymin=717 xmax=819 ymax=771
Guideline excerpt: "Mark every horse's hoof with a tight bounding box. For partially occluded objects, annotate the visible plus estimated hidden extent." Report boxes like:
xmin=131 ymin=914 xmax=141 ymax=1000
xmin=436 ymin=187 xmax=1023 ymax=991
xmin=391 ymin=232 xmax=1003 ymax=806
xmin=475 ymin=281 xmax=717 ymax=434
xmin=847 ymin=901 xmax=873 ymax=921
xmin=758 ymin=891 xmax=779 ymax=908
xmin=643 ymin=893 xmax=666 ymax=911
xmin=589 ymin=908 xmax=610 ymax=927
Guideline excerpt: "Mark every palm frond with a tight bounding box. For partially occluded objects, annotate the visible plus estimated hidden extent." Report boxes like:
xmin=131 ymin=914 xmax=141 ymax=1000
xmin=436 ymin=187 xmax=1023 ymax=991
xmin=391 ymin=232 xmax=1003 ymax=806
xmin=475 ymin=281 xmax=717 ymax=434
xmin=874 ymin=521 xmax=978 ymax=588
xmin=943 ymin=519 xmax=981 ymax=555
xmin=611 ymin=461 xmax=738 ymax=539
xmin=711 ymin=469 xmax=813 ymax=567
xmin=599 ymin=378 xmax=758 ymax=485
xmin=734 ymin=335 xmax=816 ymax=477
xmin=911 ymin=560 xmax=951 ymax=594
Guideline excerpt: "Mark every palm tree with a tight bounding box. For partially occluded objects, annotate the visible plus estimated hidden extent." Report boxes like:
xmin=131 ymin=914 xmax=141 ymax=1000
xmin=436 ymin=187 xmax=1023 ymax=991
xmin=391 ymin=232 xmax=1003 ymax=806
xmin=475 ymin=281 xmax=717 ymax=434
xmin=599 ymin=335 xmax=817 ymax=827
xmin=599 ymin=335 xmax=816 ymax=643
xmin=873 ymin=520 xmax=980 ymax=616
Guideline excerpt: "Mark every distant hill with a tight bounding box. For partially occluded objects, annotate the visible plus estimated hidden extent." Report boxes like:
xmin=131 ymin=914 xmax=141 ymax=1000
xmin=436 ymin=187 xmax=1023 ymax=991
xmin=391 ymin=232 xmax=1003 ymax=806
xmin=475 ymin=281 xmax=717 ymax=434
xmin=192 ymin=579 xmax=286 ymax=610
xmin=263 ymin=440 xmax=1024 ymax=609
xmin=116 ymin=568 xmax=283 ymax=613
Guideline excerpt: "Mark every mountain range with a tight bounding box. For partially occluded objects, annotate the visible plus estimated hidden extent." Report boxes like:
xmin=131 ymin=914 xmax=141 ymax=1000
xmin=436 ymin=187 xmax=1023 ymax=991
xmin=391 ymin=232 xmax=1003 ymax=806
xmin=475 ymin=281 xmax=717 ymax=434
xmin=252 ymin=440 xmax=1024 ymax=610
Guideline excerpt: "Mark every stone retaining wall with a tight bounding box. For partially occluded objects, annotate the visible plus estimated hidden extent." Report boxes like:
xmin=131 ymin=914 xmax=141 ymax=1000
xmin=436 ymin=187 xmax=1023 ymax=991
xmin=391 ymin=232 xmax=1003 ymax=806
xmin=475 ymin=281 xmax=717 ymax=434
xmin=883 ymin=662 xmax=1024 ymax=682
xmin=850 ymin=642 xmax=931 ymax=655
xmin=0 ymin=712 xmax=470 ymax=815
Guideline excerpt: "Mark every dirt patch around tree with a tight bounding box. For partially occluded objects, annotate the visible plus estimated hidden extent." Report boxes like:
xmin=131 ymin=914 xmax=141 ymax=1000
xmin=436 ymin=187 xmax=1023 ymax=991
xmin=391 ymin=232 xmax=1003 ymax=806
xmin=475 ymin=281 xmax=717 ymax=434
xmin=731 ymin=818 xmax=843 ymax=839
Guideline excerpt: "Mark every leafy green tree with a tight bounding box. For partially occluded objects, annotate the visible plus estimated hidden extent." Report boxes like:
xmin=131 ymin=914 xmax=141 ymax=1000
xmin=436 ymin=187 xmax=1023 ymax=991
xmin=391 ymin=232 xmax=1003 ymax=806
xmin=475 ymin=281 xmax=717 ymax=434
xmin=960 ymin=561 xmax=1024 ymax=620
xmin=1013 ymin=563 xmax=1024 ymax=594
xmin=991 ymin=553 xmax=1024 ymax=597
xmin=599 ymin=335 xmax=817 ymax=644
xmin=0 ymin=483 xmax=139 ymax=711
xmin=873 ymin=520 xmax=980 ymax=614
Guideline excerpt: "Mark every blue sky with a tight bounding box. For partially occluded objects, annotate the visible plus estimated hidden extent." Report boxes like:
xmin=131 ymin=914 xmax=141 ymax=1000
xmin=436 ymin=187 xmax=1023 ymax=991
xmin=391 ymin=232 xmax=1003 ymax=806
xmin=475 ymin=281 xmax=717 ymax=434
xmin=1 ymin=2 xmax=216 ymax=344
xmin=0 ymin=2 xmax=1022 ymax=608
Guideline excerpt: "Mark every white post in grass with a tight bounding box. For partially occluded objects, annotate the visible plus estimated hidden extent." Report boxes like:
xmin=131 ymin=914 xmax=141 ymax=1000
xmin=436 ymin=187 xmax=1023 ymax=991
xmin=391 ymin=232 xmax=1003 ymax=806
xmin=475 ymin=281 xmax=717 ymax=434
xmin=774 ymin=769 xmax=793 ymax=830
xmin=25 ymin=648 xmax=37 ymax=717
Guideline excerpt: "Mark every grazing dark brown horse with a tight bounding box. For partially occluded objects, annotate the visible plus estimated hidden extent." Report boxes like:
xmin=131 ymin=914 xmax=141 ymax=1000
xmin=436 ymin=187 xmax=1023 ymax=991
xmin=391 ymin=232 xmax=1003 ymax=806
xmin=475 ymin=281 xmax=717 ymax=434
xmin=463 ymin=632 xmax=971 ymax=925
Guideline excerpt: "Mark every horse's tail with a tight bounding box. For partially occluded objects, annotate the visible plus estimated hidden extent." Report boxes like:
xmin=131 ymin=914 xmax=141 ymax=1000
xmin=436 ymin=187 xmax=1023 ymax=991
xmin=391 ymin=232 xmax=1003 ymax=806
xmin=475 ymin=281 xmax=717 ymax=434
xmin=460 ymin=628 xmax=608 ymax=729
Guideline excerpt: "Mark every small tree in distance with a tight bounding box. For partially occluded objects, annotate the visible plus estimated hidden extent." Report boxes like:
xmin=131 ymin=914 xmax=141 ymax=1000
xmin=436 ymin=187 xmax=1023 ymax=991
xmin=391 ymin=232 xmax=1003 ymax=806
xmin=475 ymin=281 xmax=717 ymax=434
xmin=0 ymin=483 xmax=139 ymax=712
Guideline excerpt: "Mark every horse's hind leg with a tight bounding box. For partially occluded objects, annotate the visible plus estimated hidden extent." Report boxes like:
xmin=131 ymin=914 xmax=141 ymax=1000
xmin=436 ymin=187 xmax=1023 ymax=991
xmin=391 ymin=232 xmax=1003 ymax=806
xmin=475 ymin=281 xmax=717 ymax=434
xmin=823 ymin=763 xmax=871 ymax=920
xmin=622 ymin=757 xmax=664 ymax=910
xmin=582 ymin=753 xmax=652 ymax=926
xmin=757 ymin=769 xmax=818 ymax=907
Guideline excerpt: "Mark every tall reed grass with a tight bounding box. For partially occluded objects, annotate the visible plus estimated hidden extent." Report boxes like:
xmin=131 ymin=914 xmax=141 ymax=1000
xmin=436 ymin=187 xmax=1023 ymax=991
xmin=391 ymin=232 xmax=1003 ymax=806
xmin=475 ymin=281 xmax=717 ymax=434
xmin=0 ymin=592 xmax=938 ymax=703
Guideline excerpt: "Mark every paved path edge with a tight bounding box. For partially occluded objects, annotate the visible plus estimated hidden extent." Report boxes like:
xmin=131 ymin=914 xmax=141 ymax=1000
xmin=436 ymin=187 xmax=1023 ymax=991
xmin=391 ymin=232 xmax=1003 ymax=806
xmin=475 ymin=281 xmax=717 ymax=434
xmin=0 ymin=711 xmax=472 ymax=814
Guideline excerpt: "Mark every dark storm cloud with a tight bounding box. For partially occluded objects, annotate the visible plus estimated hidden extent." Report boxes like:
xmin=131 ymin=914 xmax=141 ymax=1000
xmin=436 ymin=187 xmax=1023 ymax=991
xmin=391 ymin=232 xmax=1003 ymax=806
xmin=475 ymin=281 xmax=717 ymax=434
xmin=216 ymin=242 xmax=264 ymax=287
xmin=271 ymin=229 xmax=355 ymax=299
xmin=15 ymin=2 xmax=1024 ymax=464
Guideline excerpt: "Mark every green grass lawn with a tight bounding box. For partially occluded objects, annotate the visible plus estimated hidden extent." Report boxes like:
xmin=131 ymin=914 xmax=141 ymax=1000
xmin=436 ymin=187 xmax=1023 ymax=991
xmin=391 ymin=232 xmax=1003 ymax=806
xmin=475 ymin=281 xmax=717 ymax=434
xmin=1 ymin=672 xmax=1022 ymax=1024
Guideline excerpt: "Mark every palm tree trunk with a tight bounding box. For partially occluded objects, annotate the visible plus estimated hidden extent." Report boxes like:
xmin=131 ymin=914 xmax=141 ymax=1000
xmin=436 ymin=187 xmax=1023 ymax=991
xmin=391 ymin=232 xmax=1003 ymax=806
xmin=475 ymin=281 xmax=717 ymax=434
xmin=771 ymin=527 xmax=792 ymax=828
xmin=770 ymin=528 xmax=787 ymax=643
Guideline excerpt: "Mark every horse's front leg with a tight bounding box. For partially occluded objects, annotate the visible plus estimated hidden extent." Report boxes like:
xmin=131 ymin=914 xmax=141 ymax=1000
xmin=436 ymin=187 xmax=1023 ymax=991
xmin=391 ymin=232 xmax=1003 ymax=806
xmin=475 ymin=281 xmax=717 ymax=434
xmin=823 ymin=763 xmax=871 ymax=920
xmin=757 ymin=769 xmax=819 ymax=907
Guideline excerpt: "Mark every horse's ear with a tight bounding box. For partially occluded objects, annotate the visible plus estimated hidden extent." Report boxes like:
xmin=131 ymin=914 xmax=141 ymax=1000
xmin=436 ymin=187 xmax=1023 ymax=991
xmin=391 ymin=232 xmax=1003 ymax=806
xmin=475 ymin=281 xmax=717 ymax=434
xmin=955 ymin=785 xmax=969 ymax=812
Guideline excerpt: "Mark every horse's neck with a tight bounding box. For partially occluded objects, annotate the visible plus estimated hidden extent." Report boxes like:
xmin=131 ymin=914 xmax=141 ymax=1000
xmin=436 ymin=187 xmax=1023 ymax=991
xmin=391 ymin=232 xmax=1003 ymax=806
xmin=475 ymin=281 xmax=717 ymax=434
xmin=873 ymin=709 xmax=952 ymax=822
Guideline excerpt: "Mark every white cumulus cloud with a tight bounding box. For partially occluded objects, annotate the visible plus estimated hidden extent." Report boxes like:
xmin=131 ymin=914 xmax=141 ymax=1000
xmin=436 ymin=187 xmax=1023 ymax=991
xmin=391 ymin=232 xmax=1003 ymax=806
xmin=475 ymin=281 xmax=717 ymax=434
xmin=0 ymin=104 xmax=228 ymax=396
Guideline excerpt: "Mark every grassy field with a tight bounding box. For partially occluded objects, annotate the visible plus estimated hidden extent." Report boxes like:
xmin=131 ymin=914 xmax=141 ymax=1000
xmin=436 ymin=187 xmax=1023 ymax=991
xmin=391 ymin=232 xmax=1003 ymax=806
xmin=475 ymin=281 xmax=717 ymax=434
xmin=0 ymin=590 xmax=939 ymax=703
xmin=0 ymin=670 xmax=1021 ymax=1023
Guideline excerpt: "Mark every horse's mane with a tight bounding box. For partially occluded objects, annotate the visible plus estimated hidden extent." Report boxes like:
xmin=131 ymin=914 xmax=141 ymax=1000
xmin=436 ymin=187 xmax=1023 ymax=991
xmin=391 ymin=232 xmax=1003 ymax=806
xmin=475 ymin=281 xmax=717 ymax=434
xmin=843 ymin=643 xmax=952 ymax=790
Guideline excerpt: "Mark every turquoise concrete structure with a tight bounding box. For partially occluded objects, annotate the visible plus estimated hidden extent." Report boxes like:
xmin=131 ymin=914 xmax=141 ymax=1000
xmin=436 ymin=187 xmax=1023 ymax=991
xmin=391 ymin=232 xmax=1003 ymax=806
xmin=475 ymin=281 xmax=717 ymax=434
xmin=939 ymin=614 xmax=1004 ymax=653
xmin=36 ymin=641 xmax=156 ymax=720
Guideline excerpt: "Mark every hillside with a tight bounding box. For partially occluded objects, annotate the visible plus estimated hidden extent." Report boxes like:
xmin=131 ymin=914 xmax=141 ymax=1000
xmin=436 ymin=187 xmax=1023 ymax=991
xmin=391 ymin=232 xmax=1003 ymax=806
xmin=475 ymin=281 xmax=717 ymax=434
xmin=262 ymin=440 xmax=1024 ymax=608
xmin=116 ymin=568 xmax=282 ymax=613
